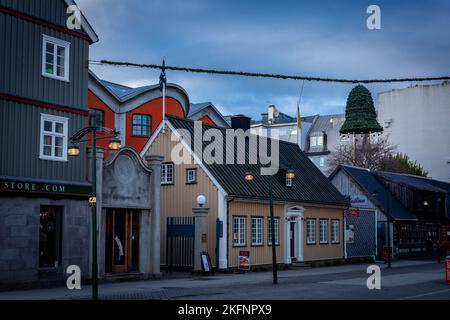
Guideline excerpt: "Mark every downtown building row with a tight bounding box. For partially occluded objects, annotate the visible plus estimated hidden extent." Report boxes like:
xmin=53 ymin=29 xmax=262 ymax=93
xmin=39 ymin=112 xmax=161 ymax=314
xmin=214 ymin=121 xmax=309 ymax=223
xmin=0 ymin=1 xmax=352 ymax=288
xmin=7 ymin=0 xmax=448 ymax=289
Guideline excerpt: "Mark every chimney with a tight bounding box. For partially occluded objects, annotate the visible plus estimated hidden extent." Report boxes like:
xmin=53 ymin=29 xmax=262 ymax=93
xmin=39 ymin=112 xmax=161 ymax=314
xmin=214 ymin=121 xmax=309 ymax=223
xmin=268 ymin=104 xmax=276 ymax=124
xmin=231 ymin=114 xmax=251 ymax=131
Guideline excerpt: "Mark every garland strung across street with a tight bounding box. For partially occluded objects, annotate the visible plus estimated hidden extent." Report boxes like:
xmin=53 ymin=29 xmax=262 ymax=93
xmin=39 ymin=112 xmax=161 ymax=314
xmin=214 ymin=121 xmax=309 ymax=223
xmin=89 ymin=60 xmax=450 ymax=84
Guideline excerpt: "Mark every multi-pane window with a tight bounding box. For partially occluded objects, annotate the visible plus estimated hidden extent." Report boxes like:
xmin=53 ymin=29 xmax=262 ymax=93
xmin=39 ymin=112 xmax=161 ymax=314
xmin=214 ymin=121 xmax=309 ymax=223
xmin=267 ymin=218 xmax=279 ymax=245
xmin=251 ymin=217 xmax=263 ymax=245
xmin=233 ymin=217 xmax=246 ymax=246
xmin=320 ymin=219 xmax=329 ymax=244
xmin=90 ymin=109 xmax=104 ymax=127
xmin=331 ymin=220 xmax=340 ymax=244
xmin=39 ymin=206 xmax=63 ymax=268
xmin=132 ymin=114 xmax=151 ymax=136
xmin=42 ymin=35 xmax=70 ymax=81
xmin=306 ymin=219 xmax=316 ymax=244
xmin=317 ymin=136 xmax=324 ymax=146
xmin=40 ymin=114 xmax=68 ymax=161
xmin=161 ymin=163 xmax=174 ymax=184
xmin=186 ymin=168 xmax=197 ymax=184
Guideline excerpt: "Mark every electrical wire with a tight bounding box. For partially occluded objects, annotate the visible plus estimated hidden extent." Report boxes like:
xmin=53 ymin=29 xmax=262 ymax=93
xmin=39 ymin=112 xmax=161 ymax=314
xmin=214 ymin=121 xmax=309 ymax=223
xmin=89 ymin=60 xmax=450 ymax=84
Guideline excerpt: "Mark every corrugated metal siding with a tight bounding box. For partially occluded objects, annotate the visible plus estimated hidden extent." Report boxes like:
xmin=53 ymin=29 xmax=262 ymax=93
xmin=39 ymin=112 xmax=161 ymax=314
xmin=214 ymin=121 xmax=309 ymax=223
xmin=0 ymin=9 xmax=89 ymax=109
xmin=0 ymin=101 xmax=87 ymax=182
xmin=228 ymin=201 xmax=285 ymax=267
xmin=0 ymin=0 xmax=68 ymax=27
xmin=146 ymin=129 xmax=219 ymax=266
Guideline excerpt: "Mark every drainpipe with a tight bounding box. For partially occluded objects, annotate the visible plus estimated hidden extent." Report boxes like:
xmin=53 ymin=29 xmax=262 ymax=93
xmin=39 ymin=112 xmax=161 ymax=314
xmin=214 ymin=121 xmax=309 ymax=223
xmin=226 ymin=196 xmax=235 ymax=271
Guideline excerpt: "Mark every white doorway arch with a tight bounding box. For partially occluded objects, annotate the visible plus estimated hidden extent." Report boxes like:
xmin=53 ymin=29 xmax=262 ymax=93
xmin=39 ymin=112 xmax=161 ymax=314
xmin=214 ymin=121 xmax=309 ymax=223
xmin=285 ymin=206 xmax=304 ymax=264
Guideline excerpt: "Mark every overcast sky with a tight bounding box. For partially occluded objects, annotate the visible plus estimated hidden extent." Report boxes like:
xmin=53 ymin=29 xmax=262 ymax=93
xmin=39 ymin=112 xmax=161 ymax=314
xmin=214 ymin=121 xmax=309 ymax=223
xmin=77 ymin=0 xmax=450 ymax=119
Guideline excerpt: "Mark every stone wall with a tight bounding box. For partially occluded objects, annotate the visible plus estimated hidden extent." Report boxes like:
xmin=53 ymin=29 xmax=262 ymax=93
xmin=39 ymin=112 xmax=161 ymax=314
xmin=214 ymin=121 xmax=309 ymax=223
xmin=0 ymin=196 xmax=90 ymax=288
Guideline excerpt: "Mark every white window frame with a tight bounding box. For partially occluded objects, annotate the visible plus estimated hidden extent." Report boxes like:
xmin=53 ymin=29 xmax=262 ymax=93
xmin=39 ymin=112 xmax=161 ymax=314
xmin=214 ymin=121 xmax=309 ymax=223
xmin=186 ymin=168 xmax=197 ymax=184
xmin=317 ymin=135 xmax=324 ymax=146
xmin=39 ymin=114 xmax=68 ymax=162
xmin=286 ymin=174 xmax=293 ymax=187
xmin=161 ymin=162 xmax=174 ymax=184
xmin=267 ymin=217 xmax=280 ymax=245
xmin=306 ymin=219 xmax=316 ymax=244
xmin=331 ymin=219 xmax=340 ymax=244
xmin=319 ymin=157 xmax=325 ymax=167
xmin=319 ymin=219 xmax=329 ymax=244
xmin=42 ymin=35 xmax=70 ymax=82
xmin=233 ymin=217 xmax=246 ymax=246
xmin=251 ymin=217 xmax=263 ymax=246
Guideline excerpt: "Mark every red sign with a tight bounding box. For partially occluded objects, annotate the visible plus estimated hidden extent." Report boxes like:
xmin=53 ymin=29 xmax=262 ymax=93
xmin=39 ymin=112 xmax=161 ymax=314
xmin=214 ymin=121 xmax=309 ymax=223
xmin=238 ymin=251 xmax=250 ymax=272
xmin=345 ymin=208 xmax=360 ymax=217
xmin=446 ymin=256 xmax=450 ymax=285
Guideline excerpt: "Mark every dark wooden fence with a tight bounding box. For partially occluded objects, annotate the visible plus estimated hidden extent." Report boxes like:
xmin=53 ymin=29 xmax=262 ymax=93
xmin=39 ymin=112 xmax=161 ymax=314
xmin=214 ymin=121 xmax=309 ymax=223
xmin=166 ymin=216 xmax=195 ymax=271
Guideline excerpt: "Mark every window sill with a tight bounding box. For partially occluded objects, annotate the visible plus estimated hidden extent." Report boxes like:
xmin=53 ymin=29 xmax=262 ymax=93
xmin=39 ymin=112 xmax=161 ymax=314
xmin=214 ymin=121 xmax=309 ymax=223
xmin=131 ymin=135 xmax=151 ymax=138
xmin=161 ymin=183 xmax=174 ymax=186
xmin=251 ymin=244 xmax=264 ymax=247
xmin=319 ymin=242 xmax=329 ymax=245
xmin=306 ymin=242 xmax=317 ymax=245
xmin=42 ymin=73 xmax=69 ymax=83
xmin=186 ymin=181 xmax=198 ymax=185
xmin=232 ymin=244 xmax=247 ymax=247
xmin=39 ymin=156 xmax=68 ymax=162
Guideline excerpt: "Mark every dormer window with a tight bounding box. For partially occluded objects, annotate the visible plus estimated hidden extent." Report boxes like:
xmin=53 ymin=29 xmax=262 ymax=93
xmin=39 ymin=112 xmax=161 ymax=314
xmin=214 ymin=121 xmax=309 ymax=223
xmin=286 ymin=174 xmax=293 ymax=187
xmin=310 ymin=136 xmax=317 ymax=147
xmin=317 ymin=135 xmax=323 ymax=146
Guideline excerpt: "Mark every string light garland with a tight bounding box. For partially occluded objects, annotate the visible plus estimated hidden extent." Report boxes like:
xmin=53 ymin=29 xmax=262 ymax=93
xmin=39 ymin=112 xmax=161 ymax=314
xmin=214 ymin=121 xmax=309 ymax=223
xmin=89 ymin=60 xmax=450 ymax=84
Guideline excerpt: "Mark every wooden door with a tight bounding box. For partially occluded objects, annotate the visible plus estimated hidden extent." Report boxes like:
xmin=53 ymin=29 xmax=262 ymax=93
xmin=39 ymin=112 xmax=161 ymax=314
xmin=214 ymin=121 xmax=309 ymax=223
xmin=107 ymin=209 xmax=140 ymax=273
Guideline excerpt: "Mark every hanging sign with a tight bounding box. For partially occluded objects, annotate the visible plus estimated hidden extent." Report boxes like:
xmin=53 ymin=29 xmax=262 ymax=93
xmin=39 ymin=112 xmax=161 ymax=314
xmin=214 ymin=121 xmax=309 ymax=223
xmin=89 ymin=197 xmax=97 ymax=207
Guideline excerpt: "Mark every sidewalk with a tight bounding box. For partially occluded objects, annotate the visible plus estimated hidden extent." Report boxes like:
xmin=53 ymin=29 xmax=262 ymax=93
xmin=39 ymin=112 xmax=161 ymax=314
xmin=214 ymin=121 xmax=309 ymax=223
xmin=0 ymin=259 xmax=436 ymax=300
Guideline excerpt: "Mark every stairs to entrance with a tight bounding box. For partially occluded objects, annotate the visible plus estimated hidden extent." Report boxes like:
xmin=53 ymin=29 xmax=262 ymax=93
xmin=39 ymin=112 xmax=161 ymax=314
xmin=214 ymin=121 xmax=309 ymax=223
xmin=288 ymin=261 xmax=311 ymax=269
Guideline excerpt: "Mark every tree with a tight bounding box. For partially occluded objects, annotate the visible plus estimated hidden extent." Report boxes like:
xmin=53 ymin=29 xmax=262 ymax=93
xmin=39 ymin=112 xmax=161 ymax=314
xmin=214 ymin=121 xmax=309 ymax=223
xmin=380 ymin=153 xmax=428 ymax=177
xmin=327 ymin=136 xmax=428 ymax=178
xmin=326 ymin=135 xmax=396 ymax=175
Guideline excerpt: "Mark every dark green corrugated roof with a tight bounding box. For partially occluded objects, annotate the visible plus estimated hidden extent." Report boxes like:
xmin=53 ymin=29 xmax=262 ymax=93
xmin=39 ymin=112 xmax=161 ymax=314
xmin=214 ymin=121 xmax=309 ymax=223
xmin=167 ymin=116 xmax=348 ymax=206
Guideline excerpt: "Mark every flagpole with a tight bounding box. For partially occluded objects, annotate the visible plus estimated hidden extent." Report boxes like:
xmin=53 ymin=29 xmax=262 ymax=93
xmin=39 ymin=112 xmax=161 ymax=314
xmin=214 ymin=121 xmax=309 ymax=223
xmin=162 ymin=81 xmax=166 ymax=124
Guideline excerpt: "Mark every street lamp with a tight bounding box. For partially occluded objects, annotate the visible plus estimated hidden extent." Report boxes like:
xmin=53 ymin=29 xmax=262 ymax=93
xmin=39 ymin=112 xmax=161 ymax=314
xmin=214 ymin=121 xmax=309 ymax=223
xmin=244 ymin=167 xmax=295 ymax=284
xmin=68 ymin=115 xmax=121 ymax=300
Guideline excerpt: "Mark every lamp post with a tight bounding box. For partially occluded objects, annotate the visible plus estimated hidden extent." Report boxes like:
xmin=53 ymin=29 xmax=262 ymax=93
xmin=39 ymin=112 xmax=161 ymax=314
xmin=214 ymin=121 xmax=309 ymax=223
xmin=244 ymin=167 xmax=295 ymax=284
xmin=67 ymin=115 xmax=121 ymax=300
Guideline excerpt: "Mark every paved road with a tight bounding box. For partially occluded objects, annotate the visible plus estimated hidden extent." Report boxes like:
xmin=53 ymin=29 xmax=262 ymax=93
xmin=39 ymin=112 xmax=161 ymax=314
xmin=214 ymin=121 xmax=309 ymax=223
xmin=1 ymin=259 xmax=449 ymax=300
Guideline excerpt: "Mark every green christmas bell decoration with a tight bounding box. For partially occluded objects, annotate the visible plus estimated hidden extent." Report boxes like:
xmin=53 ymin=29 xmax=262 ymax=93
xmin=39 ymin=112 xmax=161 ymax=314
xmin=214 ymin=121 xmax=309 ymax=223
xmin=340 ymin=85 xmax=383 ymax=135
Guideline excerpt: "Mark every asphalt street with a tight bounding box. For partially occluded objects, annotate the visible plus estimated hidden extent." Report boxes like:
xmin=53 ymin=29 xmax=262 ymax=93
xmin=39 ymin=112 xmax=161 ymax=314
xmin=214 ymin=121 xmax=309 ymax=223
xmin=0 ymin=259 xmax=449 ymax=300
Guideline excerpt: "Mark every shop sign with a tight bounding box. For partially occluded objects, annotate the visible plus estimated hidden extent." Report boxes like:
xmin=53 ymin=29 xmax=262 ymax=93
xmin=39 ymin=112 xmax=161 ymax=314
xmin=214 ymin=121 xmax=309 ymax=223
xmin=345 ymin=208 xmax=360 ymax=217
xmin=1 ymin=179 xmax=91 ymax=196
xmin=350 ymin=194 xmax=369 ymax=207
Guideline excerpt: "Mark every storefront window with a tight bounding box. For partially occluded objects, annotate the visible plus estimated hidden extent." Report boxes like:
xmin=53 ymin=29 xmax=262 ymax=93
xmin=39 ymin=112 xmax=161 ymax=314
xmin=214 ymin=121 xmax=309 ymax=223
xmin=39 ymin=206 xmax=63 ymax=268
